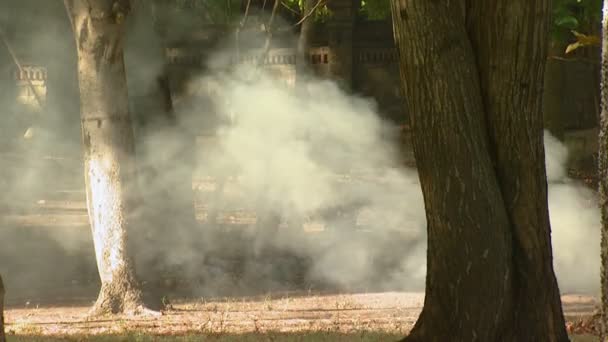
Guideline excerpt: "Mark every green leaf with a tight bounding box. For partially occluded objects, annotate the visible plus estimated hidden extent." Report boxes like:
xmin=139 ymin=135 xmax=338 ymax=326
xmin=555 ymin=15 xmax=579 ymax=29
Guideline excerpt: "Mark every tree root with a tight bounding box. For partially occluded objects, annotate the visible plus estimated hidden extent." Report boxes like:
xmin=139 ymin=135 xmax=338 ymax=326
xmin=87 ymin=281 xmax=162 ymax=318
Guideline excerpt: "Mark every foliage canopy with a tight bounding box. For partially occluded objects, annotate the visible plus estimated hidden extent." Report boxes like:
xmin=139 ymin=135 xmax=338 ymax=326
xmin=553 ymin=0 xmax=601 ymax=53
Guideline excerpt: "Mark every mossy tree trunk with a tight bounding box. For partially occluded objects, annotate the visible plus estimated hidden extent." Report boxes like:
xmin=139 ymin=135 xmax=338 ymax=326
xmin=391 ymin=1 xmax=568 ymax=341
xmin=65 ymin=0 xmax=150 ymax=315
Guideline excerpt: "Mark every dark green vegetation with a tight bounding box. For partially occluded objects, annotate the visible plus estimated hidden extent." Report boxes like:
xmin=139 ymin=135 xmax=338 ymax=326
xmin=553 ymin=0 xmax=602 ymax=43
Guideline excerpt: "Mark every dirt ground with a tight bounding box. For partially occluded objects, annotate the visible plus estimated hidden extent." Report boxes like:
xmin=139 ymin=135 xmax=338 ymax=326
xmin=3 ymin=292 xmax=599 ymax=338
xmin=5 ymin=292 xmax=420 ymax=336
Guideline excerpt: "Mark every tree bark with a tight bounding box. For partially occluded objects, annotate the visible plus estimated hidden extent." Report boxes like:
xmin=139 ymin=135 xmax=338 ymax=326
xmin=543 ymin=42 xmax=568 ymax=140
xmin=599 ymin=0 xmax=608 ymax=339
xmin=467 ymin=2 xmax=567 ymax=338
xmin=127 ymin=6 xmax=198 ymax=289
xmin=133 ymin=69 xmax=199 ymax=294
xmin=391 ymin=1 xmax=568 ymax=341
xmin=0 ymin=274 xmax=5 ymax=342
xmin=65 ymin=0 xmax=149 ymax=315
xmin=295 ymin=0 xmax=315 ymax=85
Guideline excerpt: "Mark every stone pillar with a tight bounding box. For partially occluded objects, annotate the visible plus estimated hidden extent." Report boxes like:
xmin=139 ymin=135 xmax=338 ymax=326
xmin=326 ymin=0 xmax=359 ymax=91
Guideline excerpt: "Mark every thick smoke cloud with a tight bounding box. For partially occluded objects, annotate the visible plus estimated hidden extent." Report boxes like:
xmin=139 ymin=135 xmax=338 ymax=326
xmin=173 ymin=62 xmax=428 ymax=292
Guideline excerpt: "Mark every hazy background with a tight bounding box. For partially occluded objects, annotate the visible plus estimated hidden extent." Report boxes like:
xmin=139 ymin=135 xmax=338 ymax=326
xmin=0 ymin=0 xmax=599 ymax=306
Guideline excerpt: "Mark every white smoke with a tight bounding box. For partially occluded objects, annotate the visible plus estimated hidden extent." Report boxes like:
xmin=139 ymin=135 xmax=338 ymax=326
xmin=162 ymin=61 xmax=428 ymax=292
xmin=545 ymin=131 xmax=600 ymax=294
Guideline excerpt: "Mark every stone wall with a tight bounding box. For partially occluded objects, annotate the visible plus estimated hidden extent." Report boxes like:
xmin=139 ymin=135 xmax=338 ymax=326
xmin=163 ymin=18 xmax=404 ymax=125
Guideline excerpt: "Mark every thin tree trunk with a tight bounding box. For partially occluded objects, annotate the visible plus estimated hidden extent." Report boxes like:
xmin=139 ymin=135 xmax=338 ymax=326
xmin=0 ymin=274 xmax=5 ymax=342
xmin=391 ymin=1 xmax=568 ymax=341
xmin=134 ymin=68 xmax=198 ymax=291
xmin=122 ymin=2 xmax=197 ymax=290
xmin=295 ymin=0 xmax=315 ymax=85
xmin=543 ymin=42 xmax=568 ymax=140
xmin=129 ymin=3 xmax=197 ymax=241
xmin=125 ymin=1 xmax=196 ymax=288
xmin=65 ymin=0 xmax=151 ymax=316
xmin=599 ymin=0 xmax=608 ymax=339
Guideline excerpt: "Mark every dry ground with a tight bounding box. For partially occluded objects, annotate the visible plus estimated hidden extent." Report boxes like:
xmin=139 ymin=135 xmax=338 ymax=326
xmin=6 ymin=292 xmax=420 ymax=337
xmin=3 ymin=292 xmax=599 ymax=340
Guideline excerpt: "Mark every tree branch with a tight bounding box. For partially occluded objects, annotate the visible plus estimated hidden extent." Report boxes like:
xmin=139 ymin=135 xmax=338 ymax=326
xmin=235 ymin=0 xmax=252 ymax=60
xmin=280 ymin=1 xmax=300 ymax=16
xmin=292 ymin=0 xmax=324 ymax=27
xmin=257 ymin=0 xmax=280 ymax=67
xmin=548 ymin=55 xmax=600 ymax=65
xmin=63 ymin=0 xmax=75 ymax=31
xmin=241 ymin=0 xmax=252 ymax=27
xmin=0 ymin=28 xmax=44 ymax=108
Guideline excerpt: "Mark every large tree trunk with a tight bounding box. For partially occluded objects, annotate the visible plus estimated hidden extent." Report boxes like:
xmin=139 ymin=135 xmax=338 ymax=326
xmin=65 ymin=0 xmax=149 ymax=315
xmin=391 ymin=1 xmax=568 ymax=341
xmin=467 ymin=2 xmax=567 ymax=338
xmin=0 ymin=274 xmax=5 ymax=342
xmin=599 ymin=0 xmax=608 ymax=339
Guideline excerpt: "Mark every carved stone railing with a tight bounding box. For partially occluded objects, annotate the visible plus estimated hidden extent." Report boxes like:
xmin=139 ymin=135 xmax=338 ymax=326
xmin=165 ymin=47 xmax=205 ymax=67
xmin=12 ymin=65 xmax=47 ymax=109
xmin=233 ymin=48 xmax=296 ymax=65
xmin=166 ymin=47 xmax=335 ymax=68
xmin=166 ymin=46 xmax=397 ymax=69
xmin=13 ymin=65 xmax=48 ymax=82
xmin=357 ymin=48 xmax=398 ymax=65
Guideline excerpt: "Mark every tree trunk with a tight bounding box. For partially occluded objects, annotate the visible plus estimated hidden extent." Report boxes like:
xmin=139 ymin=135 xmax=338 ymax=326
xmin=599 ymin=0 xmax=608 ymax=339
xmin=0 ymin=274 xmax=5 ymax=342
xmin=295 ymin=0 xmax=315 ymax=85
xmin=65 ymin=0 xmax=149 ymax=315
xmin=126 ymin=4 xmax=198 ymax=289
xmin=390 ymin=1 xmax=568 ymax=341
xmin=133 ymin=69 xmax=199 ymax=292
xmin=543 ymin=42 xmax=568 ymax=140
xmin=467 ymin=2 xmax=567 ymax=338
